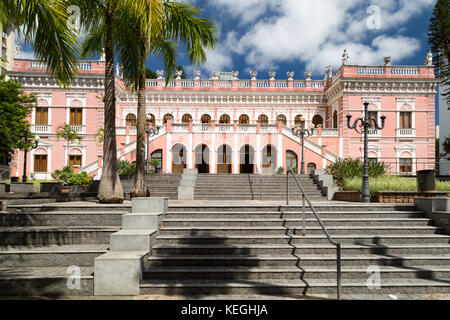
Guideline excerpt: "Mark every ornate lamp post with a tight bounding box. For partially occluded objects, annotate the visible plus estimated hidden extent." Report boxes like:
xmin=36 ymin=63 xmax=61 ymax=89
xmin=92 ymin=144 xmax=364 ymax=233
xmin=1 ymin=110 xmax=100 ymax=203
xmin=346 ymin=101 xmax=386 ymax=202
xmin=22 ymin=134 xmax=40 ymax=183
xmin=145 ymin=114 xmax=159 ymax=174
xmin=292 ymin=119 xmax=314 ymax=174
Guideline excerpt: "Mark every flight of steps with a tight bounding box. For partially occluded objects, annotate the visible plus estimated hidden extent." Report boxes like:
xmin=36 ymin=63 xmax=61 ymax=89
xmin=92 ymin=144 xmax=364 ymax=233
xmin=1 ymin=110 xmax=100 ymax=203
xmin=194 ymin=174 xmax=326 ymax=201
xmin=0 ymin=204 xmax=126 ymax=297
xmin=121 ymin=174 xmax=182 ymax=199
xmin=141 ymin=204 xmax=450 ymax=298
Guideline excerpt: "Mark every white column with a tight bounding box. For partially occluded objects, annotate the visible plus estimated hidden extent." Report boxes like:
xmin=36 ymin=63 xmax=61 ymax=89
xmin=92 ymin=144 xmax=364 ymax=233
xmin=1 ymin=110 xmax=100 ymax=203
xmin=188 ymin=133 xmax=193 ymax=168
xmin=233 ymin=132 xmax=238 ymax=174
xmin=211 ymin=133 xmax=216 ymax=173
xmin=277 ymin=133 xmax=283 ymax=170
xmin=166 ymin=133 xmax=171 ymax=173
xmin=256 ymin=134 xmax=261 ymax=174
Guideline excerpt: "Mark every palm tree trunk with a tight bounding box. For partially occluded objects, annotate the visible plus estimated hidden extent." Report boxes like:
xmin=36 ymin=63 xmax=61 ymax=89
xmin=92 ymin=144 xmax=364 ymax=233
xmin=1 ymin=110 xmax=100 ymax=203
xmin=131 ymin=57 xmax=148 ymax=197
xmin=98 ymin=8 xmax=124 ymax=203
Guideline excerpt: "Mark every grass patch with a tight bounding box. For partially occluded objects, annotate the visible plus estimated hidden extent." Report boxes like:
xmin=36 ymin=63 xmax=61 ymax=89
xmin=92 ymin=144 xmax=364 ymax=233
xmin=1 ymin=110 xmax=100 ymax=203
xmin=2 ymin=180 xmax=50 ymax=187
xmin=343 ymin=175 xmax=450 ymax=193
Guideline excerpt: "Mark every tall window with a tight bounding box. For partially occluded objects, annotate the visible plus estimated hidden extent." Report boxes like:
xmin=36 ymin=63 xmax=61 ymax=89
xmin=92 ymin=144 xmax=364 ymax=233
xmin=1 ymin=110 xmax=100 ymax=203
xmin=294 ymin=115 xmax=305 ymax=128
xmin=400 ymin=112 xmax=412 ymax=129
xmin=239 ymin=114 xmax=250 ymax=124
xmin=201 ymin=114 xmax=211 ymax=124
xmin=69 ymin=155 xmax=82 ymax=167
xmin=70 ymin=108 xmax=82 ymax=125
xmin=125 ymin=113 xmax=136 ymax=126
xmin=312 ymin=115 xmax=323 ymax=128
xmin=35 ymin=107 xmax=48 ymax=125
xmin=333 ymin=111 xmax=338 ymax=128
xmin=399 ymin=158 xmax=412 ymax=173
xmin=219 ymin=114 xmax=230 ymax=124
xmin=368 ymin=111 xmax=378 ymax=128
xmin=147 ymin=114 xmax=155 ymax=127
xmin=163 ymin=114 xmax=173 ymax=124
xmin=34 ymin=154 xmax=47 ymax=172
xmin=277 ymin=114 xmax=287 ymax=125
xmin=258 ymin=114 xmax=268 ymax=125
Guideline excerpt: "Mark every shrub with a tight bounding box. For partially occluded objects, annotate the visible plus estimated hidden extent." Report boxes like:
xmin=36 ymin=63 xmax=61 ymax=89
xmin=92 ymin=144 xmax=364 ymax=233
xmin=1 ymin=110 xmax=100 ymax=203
xmin=51 ymin=166 xmax=92 ymax=186
xmin=327 ymin=158 xmax=388 ymax=186
xmin=292 ymin=167 xmax=298 ymax=174
xmin=276 ymin=167 xmax=285 ymax=174
xmin=117 ymin=160 xmax=136 ymax=174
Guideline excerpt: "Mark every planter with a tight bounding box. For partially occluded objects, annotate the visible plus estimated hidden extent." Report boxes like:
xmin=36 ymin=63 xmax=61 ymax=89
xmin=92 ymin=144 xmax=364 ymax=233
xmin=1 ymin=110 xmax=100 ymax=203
xmin=0 ymin=183 xmax=7 ymax=193
xmin=119 ymin=173 xmax=135 ymax=180
xmin=10 ymin=177 xmax=19 ymax=183
xmin=68 ymin=185 xmax=89 ymax=193
xmin=87 ymin=180 xmax=100 ymax=193
xmin=9 ymin=182 xmax=34 ymax=193
xmin=154 ymin=167 xmax=162 ymax=174
xmin=334 ymin=191 xmax=449 ymax=203
xmin=40 ymin=182 xmax=63 ymax=193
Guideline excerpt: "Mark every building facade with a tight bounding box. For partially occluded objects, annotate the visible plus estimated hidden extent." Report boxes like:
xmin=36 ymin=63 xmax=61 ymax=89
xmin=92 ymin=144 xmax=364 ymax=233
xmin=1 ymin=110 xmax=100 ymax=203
xmin=7 ymin=51 xmax=439 ymax=179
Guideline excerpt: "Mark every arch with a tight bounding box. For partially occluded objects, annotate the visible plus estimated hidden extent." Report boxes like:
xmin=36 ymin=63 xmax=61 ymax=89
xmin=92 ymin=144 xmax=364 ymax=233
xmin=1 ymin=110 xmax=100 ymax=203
xmin=125 ymin=113 xmax=137 ymax=126
xmin=200 ymin=114 xmax=211 ymax=124
xmin=181 ymin=113 xmax=192 ymax=124
xmin=312 ymin=115 xmax=323 ymax=128
xmin=262 ymin=144 xmax=277 ymax=174
xmin=307 ymin=162 xmax=316 ymax=174
xmin=195 ymin=144 xmax=210 ymax=173
xmin=163 ymin=113 xmax=173 ymax=124
xmin=147 ymin=113 xmax=155 ymax=127
xmin=217 ymin=144 xmax=232 ymax=173
xmin=37 ymin=99 xmax=49 ymax=106
xmin=69 ymin=148 xmax=82 ymax=155
xmin=333 ymin=110 xmax=338 ymax=128
xmin=294 ymin=114 xmax=305 ymax=128
xmin=286 ymin=150 xmax=298 ymax=172
xmin=277 ymin=114 xmax=287 ymax=125
xmin=171 ymin=143 xmax=186 ymax=173
xmin=219 ymin=114 xmax=231 ymax=124
xmin=239 ymin=114 xmax=250 ymax=124
xmin=258 ymin=114 xmax=269 ymax=125
xmin=70 ymin=99 xmax=83 ymax=107
xmin=150 ymin=149 xmax=163 ymax=172
xmin=240 ymin=144 xmax=255 ymax=174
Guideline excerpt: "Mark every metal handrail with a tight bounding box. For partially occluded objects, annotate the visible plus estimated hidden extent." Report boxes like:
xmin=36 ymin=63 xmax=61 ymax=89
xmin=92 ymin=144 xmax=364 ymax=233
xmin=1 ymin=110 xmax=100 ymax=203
xmin=286 ymin=169 xmax=342 ymax=300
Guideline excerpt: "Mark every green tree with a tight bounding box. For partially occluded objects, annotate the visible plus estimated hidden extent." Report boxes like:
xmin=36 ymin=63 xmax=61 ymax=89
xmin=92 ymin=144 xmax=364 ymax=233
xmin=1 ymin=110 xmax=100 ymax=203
xmin=0 ymin=0 xmax=79 ymax=86
xmin=145 ymin=68 xmax=157 ymax=79
xmin=442 ymin=135 xmax=450 ymax=158
xmin=0 ymin=74 xmax=37 ymax=159
xmin=428 ymin=0 xmax=450 ymax=104
xmin=111 ymin=1 xmax=216 ymax=196
xmin=56 ymin=123 xmax=82 ymax=165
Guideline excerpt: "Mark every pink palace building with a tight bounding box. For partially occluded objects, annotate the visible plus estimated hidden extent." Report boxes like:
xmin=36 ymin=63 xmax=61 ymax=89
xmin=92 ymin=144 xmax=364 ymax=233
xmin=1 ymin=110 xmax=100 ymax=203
xmin=7 ymin=50 xmax=439 ymax=179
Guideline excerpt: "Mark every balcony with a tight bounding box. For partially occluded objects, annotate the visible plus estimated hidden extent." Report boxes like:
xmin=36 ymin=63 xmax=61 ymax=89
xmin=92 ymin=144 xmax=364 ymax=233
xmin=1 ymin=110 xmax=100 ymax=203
xmin=367 ymin=128 xmax=381 ymax=139
xmin=396 ymin=128 xmax=416 ymax=139
xmin=31 ymin=124 xmax=52 ymax=134
xmin=70 ymin=125 xmax=86 ymax=135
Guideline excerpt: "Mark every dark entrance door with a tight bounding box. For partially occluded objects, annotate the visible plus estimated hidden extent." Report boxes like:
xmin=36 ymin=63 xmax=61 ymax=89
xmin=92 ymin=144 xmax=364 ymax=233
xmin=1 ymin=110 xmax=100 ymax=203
xmin=217 ymin=145 xmax=232 ymax=173
xmin=240 ymin=145 xmax=254 ymax=174
xmin=195 ymin=144 xmax=210 ymax=173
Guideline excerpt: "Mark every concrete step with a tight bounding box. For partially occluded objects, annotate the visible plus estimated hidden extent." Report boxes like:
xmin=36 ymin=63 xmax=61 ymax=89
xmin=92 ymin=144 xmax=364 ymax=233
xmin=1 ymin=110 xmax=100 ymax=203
xmin=0 ymin=226 xmax=119 ymax=246
xmin=165 ymin=205 xmax=417 ymax=212
xmin=139 ymin=278 xmax=450 ymax=295
xmin=0 ymin=211 xmax=124 ymax=227
xmin=0 ymin=266 xmax=93 ymax=296
xmin=161 ymin=218 xmax=432 ymax=227
xmin=143 ymin=265 xmax=450 ymax=281
xmin=158 ymin=226 xmax=444 ymax=236
xmin=0 ymin=244 xmax=108 ymax=266
xmin=6 ymin=205 xmax=131 ymax=213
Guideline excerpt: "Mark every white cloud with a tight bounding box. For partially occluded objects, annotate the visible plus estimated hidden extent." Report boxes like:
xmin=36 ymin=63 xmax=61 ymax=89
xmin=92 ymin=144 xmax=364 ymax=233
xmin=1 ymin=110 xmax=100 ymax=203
xmin=205 ymin=0 xmax=434 ymax=75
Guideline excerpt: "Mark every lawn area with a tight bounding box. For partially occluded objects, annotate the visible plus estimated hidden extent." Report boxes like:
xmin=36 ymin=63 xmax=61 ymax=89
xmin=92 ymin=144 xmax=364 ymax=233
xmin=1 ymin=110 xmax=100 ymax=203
xmin=3 ymin=180 xmax=50 ymax=187
xmin=343 ymin=175 xmax=450 ymax=193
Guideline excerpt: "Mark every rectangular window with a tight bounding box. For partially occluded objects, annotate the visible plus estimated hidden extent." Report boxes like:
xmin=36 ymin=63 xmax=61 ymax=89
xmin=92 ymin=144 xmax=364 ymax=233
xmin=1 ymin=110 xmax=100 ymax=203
xmin=400 ymin=112 xmax=412 ymax=129
xmin=70 ymin=108 xmax=82 ymax=125
xmin=35 ymin=107 xmax=48 ymax=125
xmin=34 ymin=155 xmax=47 ymax=172
xmin=399 ymin=158 xmax=412 ymax=173
xmin=368 ymin=111 xmax=378 ymax=128
xmin=69 ymin=155 xmax=82 ymax=167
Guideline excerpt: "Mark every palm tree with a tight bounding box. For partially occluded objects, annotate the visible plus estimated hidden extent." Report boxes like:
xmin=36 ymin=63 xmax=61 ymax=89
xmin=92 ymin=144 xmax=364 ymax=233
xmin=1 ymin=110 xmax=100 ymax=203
xmin=56 ymin=123 xmax=82 ymax=166
xmin=113 ymin=1 xmax=217 ymax=197
xmin=0 ymin=0 xmax=79 ymax=85
xmin=77 ymin=0 xmax=217 ymax=200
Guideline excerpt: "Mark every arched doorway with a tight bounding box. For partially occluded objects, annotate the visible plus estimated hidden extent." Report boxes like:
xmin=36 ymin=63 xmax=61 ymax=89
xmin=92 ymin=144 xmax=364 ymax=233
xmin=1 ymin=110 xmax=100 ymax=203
xmin=172 ymin=144 xmax=186 ymax=173
xmin=307 ymin=162 xmax=317 ymax=174
xmin=195 ymin=144 xmax=210 ymax=173
xmin=151 ymin=149 xmax=163 ymax=173
xmin=217 ymin=145 xmax=232 ymax=173
xmin=287 ymin=150 xmax=298 ymax=171
xmin=240 ymin=144 xmax=254 ymax=174
xmin=262 ymin=145 xmax=277 ymax=174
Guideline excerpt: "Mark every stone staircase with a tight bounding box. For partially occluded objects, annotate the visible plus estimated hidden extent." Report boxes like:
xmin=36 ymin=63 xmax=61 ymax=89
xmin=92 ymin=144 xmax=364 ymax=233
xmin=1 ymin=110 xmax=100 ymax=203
xmin=194 ymin=174 xmax=326 ymax=201
xmin=121 ymin=174 xmax=182 ymax=199
xmin=0 ymin=204 xmax=126 ymax=296
xmin=141 ymin=203 xmax=450 ymax=297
